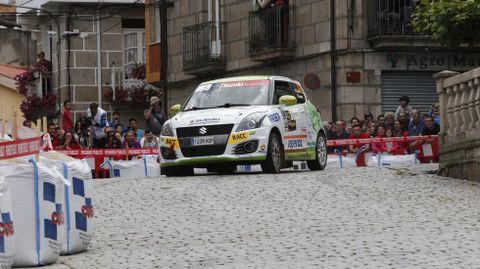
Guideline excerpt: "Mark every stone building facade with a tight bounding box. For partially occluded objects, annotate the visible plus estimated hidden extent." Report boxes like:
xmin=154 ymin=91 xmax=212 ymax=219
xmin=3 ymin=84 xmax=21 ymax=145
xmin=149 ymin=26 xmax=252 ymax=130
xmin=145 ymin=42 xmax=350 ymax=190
xmin=147 ymin=0 xmax=480 ymax=121
xmin=16 ymin=0 xmax=147 ymax=125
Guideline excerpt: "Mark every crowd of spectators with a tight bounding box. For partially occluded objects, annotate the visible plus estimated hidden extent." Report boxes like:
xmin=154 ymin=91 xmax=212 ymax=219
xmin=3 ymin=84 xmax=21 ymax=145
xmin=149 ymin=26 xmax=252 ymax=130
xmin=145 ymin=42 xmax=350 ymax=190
xmin=39 ymin=96 xmax=166 ymax=151
xmin=325 ymin=96 xmax=440 ymax=159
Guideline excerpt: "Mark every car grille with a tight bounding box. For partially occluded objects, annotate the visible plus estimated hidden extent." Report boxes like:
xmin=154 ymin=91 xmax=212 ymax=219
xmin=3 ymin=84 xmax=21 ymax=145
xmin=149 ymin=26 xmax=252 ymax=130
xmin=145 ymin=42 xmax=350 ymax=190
xmin=176 ymin=124 xmax=234 ymax=138
xmin=180 ymin=145 xmax=227 ymax=157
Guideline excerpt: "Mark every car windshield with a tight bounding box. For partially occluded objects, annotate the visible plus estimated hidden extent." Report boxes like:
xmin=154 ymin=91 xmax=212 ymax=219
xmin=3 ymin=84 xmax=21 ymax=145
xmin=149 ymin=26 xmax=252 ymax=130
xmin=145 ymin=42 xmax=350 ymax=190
xmin=183 ymin=80 xmax=270 ymax=111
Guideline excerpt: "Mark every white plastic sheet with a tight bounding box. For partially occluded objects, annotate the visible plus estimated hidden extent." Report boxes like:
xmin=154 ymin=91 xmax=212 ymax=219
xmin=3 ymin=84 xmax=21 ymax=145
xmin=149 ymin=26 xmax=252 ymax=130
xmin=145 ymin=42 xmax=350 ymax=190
xmin=0 ymin=175 xmax=15 ymax=268
xmin=102 ymin=156 xmax=160 ymax=179
xmin=0 ymin=159 xmax=64 ymax=267
xmin=41 ymin=152 xmax=94 ymax=254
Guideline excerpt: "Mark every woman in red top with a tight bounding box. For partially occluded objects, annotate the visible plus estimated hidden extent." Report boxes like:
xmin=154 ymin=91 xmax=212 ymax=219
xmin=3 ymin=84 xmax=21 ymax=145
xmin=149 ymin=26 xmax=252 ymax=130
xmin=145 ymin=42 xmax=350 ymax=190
xmin=56 ymin=131 xmax=80 ymax=150
xmin=371 ymin=126 xmax=386 ymax=154
xmin=393 ymin=120 xmax=409 ymax=154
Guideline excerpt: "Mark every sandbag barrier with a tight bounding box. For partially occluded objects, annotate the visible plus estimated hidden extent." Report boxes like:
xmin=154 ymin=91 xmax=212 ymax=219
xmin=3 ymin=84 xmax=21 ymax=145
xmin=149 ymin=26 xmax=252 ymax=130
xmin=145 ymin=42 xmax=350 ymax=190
xmin=57 ymin=148 xmax=159 ymax=179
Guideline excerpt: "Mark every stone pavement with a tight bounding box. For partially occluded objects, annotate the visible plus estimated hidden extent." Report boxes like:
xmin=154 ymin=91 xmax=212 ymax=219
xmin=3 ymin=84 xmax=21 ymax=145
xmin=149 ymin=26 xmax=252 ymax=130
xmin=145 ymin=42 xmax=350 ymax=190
xmin=47 ymin=164 xmax=480 ymax=268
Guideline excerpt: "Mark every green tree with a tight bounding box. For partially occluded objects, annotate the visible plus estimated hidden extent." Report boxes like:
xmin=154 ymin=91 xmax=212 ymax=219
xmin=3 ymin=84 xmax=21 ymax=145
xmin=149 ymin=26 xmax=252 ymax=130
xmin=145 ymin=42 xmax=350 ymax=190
xmin=412 ymin=0 xmax=480 ymax=47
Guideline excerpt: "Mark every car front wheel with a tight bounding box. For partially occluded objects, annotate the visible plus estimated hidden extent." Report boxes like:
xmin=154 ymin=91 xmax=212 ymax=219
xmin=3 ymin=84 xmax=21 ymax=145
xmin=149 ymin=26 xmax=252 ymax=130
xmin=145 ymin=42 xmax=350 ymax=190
xmin=261 ymin=131 xmax=283 ymax=173
xmin=307 ymin=132 xmax=327 ymax=171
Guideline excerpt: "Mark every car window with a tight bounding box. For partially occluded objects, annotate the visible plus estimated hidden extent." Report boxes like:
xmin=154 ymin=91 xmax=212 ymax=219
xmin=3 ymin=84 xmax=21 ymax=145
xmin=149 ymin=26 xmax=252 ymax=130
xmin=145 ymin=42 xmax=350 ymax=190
xmin=273 ymin=81 xmax=296 ymax=104
xmin=290 ymin=83 xmax=306 ymax=104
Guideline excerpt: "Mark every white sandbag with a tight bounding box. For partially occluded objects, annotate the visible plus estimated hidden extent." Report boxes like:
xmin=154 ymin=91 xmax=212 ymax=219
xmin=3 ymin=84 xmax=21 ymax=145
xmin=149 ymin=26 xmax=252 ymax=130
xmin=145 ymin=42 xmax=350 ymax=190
xmin=341 ymin=154 xmax=358 ymax=168
xmin=101 ymin=158 xmax=146 ymax=179
xmin=0 ymin=175 xmax=15 ymax=268
xmin=40 ymin=152 xmax=93 ymax=254
xmin=380 ymin=154 xmax=418 ymax=167
xmin=0 ymin=159 xmax=64 ymax=267
xmin=143 ymin=155 xmax=160 ymax=177
xmin=367 ymin=154 xmax=381 ymax=167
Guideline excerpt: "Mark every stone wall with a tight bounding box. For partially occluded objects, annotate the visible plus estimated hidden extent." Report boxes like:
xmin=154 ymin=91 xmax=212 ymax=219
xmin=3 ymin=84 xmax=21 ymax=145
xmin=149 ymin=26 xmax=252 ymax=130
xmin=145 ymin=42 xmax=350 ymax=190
xmin=435 ymin=69 xmax=480 ymax=181
xmin=0 ymin=30 xmax=36 ymax=68
xmin=32 ymin=7 xmax=146 ymax=125
xmin=161 ymin=0 xmax=391 ymax=121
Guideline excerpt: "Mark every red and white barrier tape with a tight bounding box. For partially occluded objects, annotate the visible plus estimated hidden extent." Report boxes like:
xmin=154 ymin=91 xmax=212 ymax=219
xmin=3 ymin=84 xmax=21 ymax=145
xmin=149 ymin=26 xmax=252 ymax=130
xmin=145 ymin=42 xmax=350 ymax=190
xmin=57 ymin=148 xmax=159 ymax=158
xmin=327 ymin=135 xmax=438 ymax=147
xmin=0 ymin=137 xmax=41 ymax=160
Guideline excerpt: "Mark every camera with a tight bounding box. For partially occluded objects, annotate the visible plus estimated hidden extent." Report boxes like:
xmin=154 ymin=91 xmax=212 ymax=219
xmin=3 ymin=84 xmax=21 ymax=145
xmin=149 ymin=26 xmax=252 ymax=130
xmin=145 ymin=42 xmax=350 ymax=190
xmin=81 ymin=116 xmax=94 ymax=128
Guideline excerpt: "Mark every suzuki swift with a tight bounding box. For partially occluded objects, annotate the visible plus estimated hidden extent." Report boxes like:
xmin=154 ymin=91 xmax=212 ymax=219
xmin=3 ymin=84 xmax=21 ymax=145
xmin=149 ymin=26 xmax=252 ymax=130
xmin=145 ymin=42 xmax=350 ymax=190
xmin=159 ymin=76 xmax=327 ymax=177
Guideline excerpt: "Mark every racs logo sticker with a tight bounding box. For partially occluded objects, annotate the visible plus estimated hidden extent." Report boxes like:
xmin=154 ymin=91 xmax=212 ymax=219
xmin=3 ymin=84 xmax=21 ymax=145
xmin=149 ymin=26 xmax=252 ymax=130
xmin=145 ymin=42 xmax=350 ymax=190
xmin=228 ymin=132 xmax=249 ymax=144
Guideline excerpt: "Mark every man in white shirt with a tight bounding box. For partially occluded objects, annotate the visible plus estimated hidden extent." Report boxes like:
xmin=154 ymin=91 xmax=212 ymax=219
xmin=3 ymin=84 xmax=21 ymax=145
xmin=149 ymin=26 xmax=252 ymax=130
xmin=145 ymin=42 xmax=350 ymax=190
xmin=140 ymin=129 xmax=159 ymax=149
xmin=86 ymin=103 xmax=108 ymax=148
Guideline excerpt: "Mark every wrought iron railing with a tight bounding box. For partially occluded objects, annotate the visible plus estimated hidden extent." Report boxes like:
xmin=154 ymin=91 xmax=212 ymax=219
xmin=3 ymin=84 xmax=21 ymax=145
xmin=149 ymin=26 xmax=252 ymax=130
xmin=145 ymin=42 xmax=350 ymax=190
xmin=248 ymin=5 xmax=296 ymax=55
xmin=183 ymin=21 xmax=225 ymax=70
xmin=366 ymin=0 xmax=417 ymax=37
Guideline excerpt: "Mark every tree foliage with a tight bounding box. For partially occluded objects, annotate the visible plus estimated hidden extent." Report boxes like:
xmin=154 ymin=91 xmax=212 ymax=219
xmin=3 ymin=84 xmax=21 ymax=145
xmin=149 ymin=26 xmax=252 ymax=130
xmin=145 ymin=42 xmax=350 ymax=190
xmin=412 ymin=0 xmax=480 ymax=47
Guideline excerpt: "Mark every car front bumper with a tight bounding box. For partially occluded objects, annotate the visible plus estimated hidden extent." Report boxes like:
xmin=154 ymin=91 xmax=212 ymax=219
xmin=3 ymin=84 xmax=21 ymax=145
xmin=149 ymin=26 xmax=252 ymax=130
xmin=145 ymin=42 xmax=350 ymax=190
xmin=159 ymin=127 xmax=270 ymax=167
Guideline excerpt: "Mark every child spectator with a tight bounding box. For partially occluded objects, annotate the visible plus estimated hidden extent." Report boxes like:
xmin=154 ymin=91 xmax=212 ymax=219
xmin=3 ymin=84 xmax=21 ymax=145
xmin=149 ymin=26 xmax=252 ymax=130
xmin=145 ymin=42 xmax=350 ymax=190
xmin=62 ymin=100 xmax=73 ymax=131
xmin=395 ymin=96 xmax=413 ymax=119
xmin=393 ymin=120 xmax=409 ymax=154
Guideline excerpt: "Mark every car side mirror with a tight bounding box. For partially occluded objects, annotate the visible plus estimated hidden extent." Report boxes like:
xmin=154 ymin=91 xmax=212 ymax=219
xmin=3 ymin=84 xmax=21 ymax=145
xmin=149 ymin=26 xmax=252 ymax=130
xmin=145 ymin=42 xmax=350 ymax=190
xmin=279 ymin=95 xmax=297 ymax=106
xmin=170 ymin=104 xmax=181 ymax=117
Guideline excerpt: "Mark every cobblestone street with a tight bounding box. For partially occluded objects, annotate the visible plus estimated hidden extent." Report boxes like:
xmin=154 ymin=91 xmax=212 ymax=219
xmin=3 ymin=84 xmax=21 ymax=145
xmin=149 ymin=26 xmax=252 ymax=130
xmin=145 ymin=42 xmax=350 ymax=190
xmin=49 ymin=165 xmax=480 ymax=268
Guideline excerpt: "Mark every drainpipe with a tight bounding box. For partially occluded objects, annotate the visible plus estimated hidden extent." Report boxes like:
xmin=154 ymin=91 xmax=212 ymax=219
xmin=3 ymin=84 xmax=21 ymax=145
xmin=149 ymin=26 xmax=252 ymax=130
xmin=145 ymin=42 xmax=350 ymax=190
xmin=330 ymin=0 xmax=337 ymax=121
xmin=96 ymin=10 xmax=102 ymax=105
xmin=208 ymin=0 xmax=212 ymax=21
xmin=215 ymin=0 xmax=220 ymax=55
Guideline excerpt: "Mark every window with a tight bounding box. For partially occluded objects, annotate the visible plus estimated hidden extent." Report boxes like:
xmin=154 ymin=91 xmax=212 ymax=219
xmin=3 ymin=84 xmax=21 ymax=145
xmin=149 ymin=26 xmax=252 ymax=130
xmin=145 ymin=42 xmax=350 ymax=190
xmin=274 ymin=81 xmax=296 ymax=104
xmin=149 ymin=1 xmax=161 ymax=44
xmin=123 ymin=30 xmax=146 ymax=80
xmin=290 ymin=83 xmax=306 ymax=104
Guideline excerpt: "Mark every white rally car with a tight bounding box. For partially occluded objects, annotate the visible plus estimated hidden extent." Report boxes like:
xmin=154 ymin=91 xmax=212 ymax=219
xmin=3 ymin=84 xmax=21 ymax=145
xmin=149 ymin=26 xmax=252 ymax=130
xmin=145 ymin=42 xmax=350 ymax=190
xmin=159 ymin=76 xmax=327 ymax=176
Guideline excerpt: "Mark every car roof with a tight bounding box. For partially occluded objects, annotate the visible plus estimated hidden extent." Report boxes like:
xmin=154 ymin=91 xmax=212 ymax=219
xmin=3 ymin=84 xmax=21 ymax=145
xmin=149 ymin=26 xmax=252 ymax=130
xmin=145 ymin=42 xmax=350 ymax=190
xmin=201 ymin=75 xmax=295 ymax=84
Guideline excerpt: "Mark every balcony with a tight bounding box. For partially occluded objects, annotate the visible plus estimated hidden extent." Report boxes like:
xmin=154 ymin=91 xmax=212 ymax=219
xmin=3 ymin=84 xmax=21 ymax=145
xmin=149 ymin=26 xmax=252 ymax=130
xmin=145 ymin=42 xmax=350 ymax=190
xmin=366 ymin=0 xmax=436 ymax=49
xmin=248 ymin=5 xmax=296 ymax=62
xmin=183 ymin=21 xmax=225 ymax=75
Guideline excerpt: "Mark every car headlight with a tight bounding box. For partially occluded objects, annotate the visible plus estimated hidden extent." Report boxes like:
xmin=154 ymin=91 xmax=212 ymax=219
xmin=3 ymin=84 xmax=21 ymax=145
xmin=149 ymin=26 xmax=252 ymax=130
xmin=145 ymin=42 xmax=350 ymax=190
xmin=236 ymin=112 xmax=267 ymax=132
xmin=161 ymin=122 xmax=173 ymax=136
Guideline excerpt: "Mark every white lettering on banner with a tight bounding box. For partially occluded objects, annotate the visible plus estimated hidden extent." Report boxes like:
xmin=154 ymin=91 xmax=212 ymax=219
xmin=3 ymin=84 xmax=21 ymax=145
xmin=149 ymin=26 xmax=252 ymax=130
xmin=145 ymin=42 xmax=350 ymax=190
xmin=0 ymin=145 xmax=4 ymax=157
xmin=18 ymin=142 xmax=29 ymax=154
xmin=5 ymin=144 xmax=16 ymax=156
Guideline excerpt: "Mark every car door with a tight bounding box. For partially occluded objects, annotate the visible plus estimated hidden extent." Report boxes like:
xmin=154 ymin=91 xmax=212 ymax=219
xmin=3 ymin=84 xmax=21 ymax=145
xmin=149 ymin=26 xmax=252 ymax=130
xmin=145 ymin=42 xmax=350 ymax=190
xmin=273 ymin=80 xmax=308 ymax=160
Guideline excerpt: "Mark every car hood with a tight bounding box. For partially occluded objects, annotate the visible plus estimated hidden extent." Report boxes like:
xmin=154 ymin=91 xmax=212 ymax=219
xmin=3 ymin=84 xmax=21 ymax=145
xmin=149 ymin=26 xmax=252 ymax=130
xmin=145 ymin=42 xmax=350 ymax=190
xmin=170 ymin=106 xmax=271 ymax=128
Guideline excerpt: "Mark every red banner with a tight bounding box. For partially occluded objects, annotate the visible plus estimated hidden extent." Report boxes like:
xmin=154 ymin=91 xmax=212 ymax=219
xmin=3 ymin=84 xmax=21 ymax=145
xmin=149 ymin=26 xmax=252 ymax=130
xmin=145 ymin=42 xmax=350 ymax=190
xmin=57 ymin=148 xmax=159 ymax=158
xmin=0 ymin=137 xmax=41 ymax=160
xmin=327 ymin=135 xmax=438 ymax=147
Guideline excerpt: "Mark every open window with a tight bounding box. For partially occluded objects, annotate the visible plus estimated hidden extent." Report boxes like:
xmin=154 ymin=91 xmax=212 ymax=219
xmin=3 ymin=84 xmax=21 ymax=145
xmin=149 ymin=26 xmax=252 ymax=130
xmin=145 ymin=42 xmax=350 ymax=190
xmin=290 ymin=82 xmax=306 ymax=104
xmin=273 ymin=80 xmax=296 ymax=104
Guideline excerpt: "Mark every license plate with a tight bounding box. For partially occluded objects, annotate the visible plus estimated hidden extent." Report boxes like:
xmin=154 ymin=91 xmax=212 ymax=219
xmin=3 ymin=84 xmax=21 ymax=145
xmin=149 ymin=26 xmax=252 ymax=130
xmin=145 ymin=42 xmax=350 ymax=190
xmin=191 ymin=136 xmax=215 ymax=146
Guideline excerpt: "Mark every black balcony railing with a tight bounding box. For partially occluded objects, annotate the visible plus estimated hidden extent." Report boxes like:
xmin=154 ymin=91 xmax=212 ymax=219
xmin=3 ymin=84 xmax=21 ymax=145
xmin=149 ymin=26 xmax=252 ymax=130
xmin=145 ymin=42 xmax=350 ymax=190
xmin=366 ymin=0 xmax=417 ymax=37
xmin=183 ymin=21 xmax=225 ymax=71
xmin=248 ymin=5 xmax=296 ymax=56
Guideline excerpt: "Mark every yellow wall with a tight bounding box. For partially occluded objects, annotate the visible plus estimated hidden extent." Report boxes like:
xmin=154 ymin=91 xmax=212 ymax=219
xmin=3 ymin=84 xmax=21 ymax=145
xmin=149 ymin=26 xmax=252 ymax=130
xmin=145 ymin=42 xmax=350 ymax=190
xmin=0 ymin=85 xmax=25 ymax=129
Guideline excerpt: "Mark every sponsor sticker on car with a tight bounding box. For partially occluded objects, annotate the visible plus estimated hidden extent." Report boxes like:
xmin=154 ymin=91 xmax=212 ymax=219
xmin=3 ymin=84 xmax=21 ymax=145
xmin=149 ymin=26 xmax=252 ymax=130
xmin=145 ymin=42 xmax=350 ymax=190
xmin=228 ymin=131 xmax=249 ymax=144
xmin=268 ymin=113 xmax=280 ymax=122
xmin=162 ymin=137 xmax=180 ymax=149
